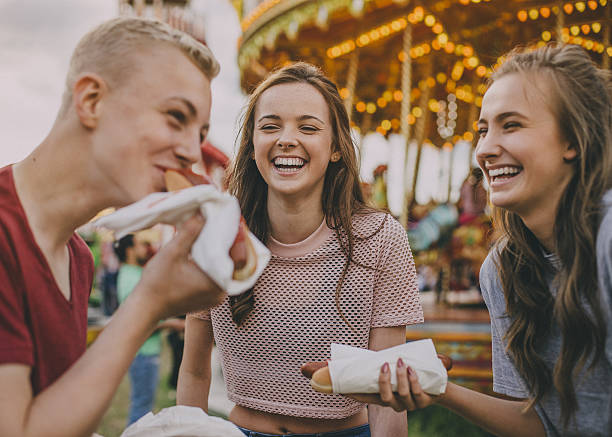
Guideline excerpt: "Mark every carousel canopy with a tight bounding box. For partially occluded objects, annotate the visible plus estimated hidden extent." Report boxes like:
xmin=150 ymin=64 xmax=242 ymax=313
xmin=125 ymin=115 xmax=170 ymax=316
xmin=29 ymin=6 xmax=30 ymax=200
xmin=238 ymin=0 xmax=609 ymax=142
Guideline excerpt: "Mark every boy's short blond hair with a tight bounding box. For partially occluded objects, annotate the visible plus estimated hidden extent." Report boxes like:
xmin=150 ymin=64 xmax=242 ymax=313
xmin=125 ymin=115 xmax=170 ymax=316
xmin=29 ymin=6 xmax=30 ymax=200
xmin=59 ymin=17 xmax=220 ymax=116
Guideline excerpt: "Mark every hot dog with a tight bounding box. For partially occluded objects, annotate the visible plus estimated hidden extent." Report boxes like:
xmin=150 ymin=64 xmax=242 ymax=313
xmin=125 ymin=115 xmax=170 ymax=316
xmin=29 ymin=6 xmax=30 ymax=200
xmin=301 ymin=354 xmax=453 ymax=394
xmin=164 ymin=168 xmax=257 ymax=280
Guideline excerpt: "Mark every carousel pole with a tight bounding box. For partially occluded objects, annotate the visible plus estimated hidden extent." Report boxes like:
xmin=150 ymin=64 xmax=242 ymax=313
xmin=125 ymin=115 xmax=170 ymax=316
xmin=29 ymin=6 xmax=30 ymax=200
xmin=399 ymin=24 xmax=413 ymax=228
xmin=407 ymin=55 xmax=433 ymax=211
xmin=414 ymin=56 xmax=433 ymax=149
xmin=604 ymin=4 xmax=610 ymax=70
xmin=344 ymin=50 xmax=360 ymax=120
xmin=555 ymin=1 xmax=565 ymax=42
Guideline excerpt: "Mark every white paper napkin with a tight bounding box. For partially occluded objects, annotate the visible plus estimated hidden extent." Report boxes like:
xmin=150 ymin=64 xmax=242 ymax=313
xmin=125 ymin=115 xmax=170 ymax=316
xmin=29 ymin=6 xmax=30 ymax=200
xmin=119 ymin=405 xmax=244 ymax=437
xmin=327 ymin=339 xmax=448 ymax=395
xmin=94 ymin=185 xmax=270 ymax=296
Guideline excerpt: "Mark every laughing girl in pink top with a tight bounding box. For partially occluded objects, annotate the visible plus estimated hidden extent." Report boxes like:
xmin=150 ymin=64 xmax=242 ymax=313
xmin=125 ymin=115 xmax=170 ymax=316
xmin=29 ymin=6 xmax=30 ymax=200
xmin=177 ymin=62 xmax=423 ymax=437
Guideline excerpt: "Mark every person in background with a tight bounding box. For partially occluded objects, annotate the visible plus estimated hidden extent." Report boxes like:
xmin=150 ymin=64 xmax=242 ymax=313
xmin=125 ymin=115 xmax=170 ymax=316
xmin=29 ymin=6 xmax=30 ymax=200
xmin=177 ymin=62 xmax=423 ymax=437
xmin=0 ymin=17 xmax=225 ymax=437
xmin=114 ymin=234 xmax=184 ymax=425
xmin=350 ymin=44 xmax=612 ymax=437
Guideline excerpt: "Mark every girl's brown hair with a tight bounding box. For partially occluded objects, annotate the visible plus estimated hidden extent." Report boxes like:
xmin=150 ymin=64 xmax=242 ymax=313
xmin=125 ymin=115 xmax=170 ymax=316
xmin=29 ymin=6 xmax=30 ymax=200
xmin=490 ymin=44 xmax=612 ymax=425
xmin=227 ymin=62 xmax=378 ymax=327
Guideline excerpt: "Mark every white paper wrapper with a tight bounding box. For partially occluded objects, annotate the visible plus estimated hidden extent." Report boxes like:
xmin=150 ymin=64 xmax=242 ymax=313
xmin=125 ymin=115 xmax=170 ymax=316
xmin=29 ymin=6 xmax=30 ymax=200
xmin=328 ymin=339 xmax=448 ymax=395
xmin=94 ymin=185 xmax=270 ymax=296
xmin=119 ymin=405 xmax=244 ymax=437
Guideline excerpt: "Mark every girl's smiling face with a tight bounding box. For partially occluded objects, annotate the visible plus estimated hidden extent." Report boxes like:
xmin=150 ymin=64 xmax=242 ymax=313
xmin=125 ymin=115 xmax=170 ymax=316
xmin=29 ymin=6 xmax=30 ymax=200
xmin=253 ymin=82 xmax=335 ymax=203
xmin=475 ymin=72 xmax=576 ymax=221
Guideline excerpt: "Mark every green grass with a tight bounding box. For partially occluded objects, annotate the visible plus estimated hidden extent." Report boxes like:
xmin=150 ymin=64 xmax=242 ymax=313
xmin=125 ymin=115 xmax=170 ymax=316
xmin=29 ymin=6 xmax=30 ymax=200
xmin=96 ymin=337 xmax=492 ymax=437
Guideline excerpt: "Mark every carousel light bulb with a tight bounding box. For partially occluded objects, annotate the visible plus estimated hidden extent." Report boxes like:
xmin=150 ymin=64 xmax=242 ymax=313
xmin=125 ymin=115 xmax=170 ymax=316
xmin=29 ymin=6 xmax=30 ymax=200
xmin=433 ymin=23 xmax=444 ymax=34
xmin=529 ymin=9 xmax=539 ymax=19
xmin=540 ymin=7 xmax=551 ymax=17
xmin=287 ymin=20 xmax=299 ymax=40
xmin=356 ymin=101 xmax=366 ymax=112
xmin=592 ymin=22 xmax=601 ymax=33
xmin=316 ymin=6 xmax=329 ymax=30
xmin=571 ymin=25 xmax=580 ymax=36
xmin=588 ymin=0 xmax=598 ymax=8
xmin=581 ymin=24 xmax=591 ymax=34
xmin=517 ymin=10 xmax=528 ymax=21
xmin=366 ymin=102 xmax=377 ymax=113
xmin=563 ymin=3 xmax=574 ymax=14
xmin=575 ymin=2 xmax=586 ymax=11
xmin=476 ymin=65 xmax=487 ymax=77
xmin=542 ymin=30 xmax=552 ymax=41
xmin=413 ymin=107 xmax=423 ymax=117
xmin=350 ymin=0 xmax=365 ymax=16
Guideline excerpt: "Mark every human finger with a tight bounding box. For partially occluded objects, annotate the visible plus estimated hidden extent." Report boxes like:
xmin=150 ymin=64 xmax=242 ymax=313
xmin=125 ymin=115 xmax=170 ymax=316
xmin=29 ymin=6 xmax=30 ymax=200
xmin=407 ymin=365 xmax=431 ymax=408
xmin=378 ymin=362 xmax=394 ymax=405
xmin=396 ymin=358 xmax=416 ymax=411
xmin=169 ymin=213 xmax=205 ymax=255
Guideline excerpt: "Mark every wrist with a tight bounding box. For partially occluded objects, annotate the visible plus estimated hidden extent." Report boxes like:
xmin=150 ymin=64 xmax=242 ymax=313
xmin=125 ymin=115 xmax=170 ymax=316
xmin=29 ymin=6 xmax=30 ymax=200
xmin=123 ymin=283 xmax=165 ymax=329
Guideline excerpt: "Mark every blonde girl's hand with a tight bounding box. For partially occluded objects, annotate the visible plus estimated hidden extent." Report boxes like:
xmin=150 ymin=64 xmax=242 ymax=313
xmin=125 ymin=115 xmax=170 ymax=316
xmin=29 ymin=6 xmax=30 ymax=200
xmin=347 ymin=357 xmax=442 ymax=412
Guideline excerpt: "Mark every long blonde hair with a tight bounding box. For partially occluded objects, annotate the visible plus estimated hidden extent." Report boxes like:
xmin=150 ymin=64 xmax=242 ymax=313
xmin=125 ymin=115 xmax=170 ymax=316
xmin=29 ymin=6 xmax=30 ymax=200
xmin=491 ymin=44 xmax=612 ymax=425
xmin=228 ymin=62 xmax=377 ymax=326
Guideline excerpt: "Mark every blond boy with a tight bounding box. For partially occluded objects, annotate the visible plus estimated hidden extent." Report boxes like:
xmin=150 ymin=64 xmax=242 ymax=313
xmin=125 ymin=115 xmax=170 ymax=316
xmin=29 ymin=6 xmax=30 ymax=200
xmin=0 ymin=17 xmax=225 ymax=437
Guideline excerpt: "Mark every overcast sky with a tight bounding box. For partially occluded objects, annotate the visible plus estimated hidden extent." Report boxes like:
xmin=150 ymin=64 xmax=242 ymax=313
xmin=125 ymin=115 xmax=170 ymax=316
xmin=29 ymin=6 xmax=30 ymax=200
xmin=0 ymin=0 xmax=244 ymax=167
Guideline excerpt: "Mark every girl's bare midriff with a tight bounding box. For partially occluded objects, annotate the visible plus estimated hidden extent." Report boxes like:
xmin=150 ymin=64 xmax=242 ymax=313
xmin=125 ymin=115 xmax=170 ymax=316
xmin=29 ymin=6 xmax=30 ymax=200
xmin=229 ymin=405 xmax=368 ymax=435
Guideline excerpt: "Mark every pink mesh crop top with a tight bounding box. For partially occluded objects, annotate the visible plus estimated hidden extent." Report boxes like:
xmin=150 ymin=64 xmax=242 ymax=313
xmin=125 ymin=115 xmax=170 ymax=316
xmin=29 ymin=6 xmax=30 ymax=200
xmin=191 ymin=211 xmax=423 ymax=419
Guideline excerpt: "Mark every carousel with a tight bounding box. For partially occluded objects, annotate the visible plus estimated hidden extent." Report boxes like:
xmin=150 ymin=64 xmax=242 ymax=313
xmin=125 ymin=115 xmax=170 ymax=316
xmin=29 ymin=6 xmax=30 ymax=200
xmin=236 ymin=0 xmax=610 ymax=394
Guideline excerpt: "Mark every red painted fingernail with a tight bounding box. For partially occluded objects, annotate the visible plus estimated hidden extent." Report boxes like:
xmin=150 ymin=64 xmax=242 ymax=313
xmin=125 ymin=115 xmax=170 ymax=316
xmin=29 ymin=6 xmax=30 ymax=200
xmin=397 ymin=358 xmax=405 ymax=368
xmin=382 ymin=362 xmax=390 ymax=373
xmin=407 ymin=366 xmax=415 ymax=376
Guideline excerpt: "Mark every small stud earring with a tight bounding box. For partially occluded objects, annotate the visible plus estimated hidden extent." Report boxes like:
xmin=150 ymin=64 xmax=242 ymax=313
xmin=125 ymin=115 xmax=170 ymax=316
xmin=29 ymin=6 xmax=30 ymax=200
xmin=331 ymin=152 xmax=340 ymax=162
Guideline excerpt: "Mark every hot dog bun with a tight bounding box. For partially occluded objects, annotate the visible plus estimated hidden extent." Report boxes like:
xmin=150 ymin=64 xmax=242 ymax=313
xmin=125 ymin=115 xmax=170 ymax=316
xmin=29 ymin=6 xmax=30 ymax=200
xmin=164 ymin=169 xmax=257 ymax=280
xmin=311 ymin=366 xmax=333 ymax=394
xmin=164 ymin=170 xmax=194 ymax=191
xmin=231 ymin=221 xmax=257 ymax=280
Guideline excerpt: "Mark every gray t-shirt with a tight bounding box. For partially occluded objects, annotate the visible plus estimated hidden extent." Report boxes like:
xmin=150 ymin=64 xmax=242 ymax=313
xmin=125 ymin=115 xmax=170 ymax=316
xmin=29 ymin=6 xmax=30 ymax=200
xmin=480 ymin=190 xmax=612 ymax=437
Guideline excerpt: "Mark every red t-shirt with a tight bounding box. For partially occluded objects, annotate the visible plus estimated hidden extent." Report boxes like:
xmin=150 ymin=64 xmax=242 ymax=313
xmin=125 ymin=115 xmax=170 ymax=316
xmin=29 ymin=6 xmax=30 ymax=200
xmin=0 ymin=165 xmax=93 ymax=394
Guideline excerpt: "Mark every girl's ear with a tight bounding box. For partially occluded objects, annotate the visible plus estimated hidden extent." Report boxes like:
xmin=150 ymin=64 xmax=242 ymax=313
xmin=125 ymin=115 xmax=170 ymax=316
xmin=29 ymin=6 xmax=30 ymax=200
xmin=330 ymin=151 xmax=341 ymax=162
xmin=562 ymin=142 xmax=577 ymax=163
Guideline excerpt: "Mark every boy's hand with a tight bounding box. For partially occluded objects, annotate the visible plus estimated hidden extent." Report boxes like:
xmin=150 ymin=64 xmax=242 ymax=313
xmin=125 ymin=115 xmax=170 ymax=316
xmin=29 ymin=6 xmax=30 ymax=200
xmin=137 ymin=214 xmax=226 ymax=319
